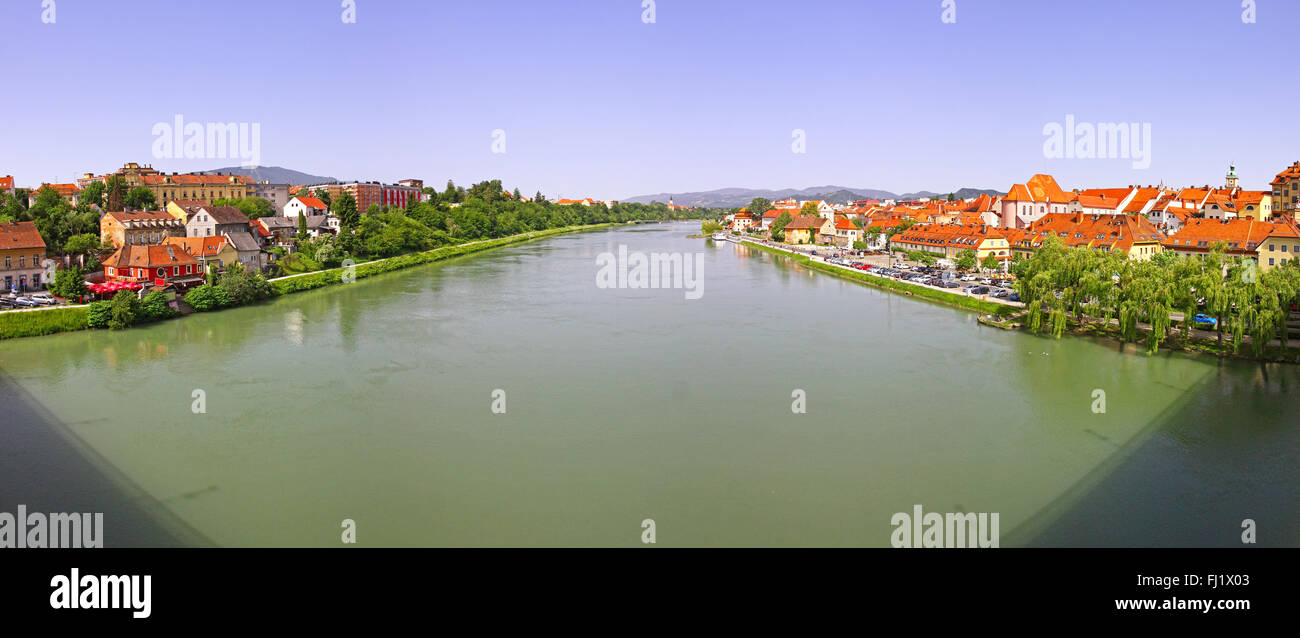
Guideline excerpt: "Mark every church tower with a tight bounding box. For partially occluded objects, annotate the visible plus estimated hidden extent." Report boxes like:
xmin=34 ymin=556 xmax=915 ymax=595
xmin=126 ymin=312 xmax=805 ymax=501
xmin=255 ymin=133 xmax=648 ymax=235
xmin=1225 ymin=163 xmax=1239 ymax=190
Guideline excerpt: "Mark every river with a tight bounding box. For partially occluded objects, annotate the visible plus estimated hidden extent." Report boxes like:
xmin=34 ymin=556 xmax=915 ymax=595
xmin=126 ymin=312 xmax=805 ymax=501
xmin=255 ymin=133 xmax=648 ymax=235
xmin=0 ymin=222 xmax=1295 ymax=547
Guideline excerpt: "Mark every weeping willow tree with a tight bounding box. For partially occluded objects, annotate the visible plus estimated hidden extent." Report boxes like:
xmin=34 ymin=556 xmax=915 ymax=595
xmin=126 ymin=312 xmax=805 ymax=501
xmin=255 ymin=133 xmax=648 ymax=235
xmin=1051 ymin=305 xmax=1067 ymax=339
xmin=1028 ymin=299 xmax=1044 ymax=334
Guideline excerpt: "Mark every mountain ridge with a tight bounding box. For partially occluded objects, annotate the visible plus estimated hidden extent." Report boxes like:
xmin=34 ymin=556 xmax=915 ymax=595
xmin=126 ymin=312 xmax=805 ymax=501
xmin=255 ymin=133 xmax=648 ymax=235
xmin=622 ymin=186 xmax=1002 ymax=208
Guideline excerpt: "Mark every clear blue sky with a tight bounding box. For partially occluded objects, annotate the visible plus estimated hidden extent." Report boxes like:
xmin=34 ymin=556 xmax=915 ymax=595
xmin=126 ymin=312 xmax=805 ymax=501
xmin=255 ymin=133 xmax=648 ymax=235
xmin=1 ymin=0 xmax=1295 ymax=200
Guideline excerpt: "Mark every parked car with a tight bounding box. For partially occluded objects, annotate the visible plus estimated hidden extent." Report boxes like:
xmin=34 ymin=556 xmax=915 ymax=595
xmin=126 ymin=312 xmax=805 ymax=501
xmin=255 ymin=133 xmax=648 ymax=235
xmin=1193 ymin=314 xmax=1218 ymax=329
xmin=29 ymin=293 xmax=56 ymax=306
xmin=941 ymin=280 xmax=960 ymax=289
xmin=1008 ymin=292 xmax=1020 ymax=302
xmin=993 ymin=289 xmax=1010 ymax=299
xmin=971 ymin=286 xmax=991 ymax=295
xmin=12 ymin=297 xmax=37 ymax=307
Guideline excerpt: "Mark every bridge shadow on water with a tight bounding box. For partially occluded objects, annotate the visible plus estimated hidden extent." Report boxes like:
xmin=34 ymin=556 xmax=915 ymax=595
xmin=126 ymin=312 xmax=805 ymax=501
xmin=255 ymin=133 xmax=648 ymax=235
xmin=1009 ymin=358 xmax=1299 ymax=547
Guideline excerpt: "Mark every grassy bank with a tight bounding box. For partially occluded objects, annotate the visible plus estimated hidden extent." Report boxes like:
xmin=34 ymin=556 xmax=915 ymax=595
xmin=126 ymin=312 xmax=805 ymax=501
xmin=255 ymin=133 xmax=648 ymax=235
xmin=272 ymin=224 xmax=611 ymax=295
xmin=0 ymin=307 xmax=90 ymax=340
xmin=0 ymin=224 xmax=612 ymax=341
xmin=742 ymin=240 xmax=1015 ymax=316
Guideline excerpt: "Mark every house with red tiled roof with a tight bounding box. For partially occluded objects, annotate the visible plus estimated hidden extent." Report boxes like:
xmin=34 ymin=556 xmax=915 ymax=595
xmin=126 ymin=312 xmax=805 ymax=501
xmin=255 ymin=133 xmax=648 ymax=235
xmin=284 ymin=196 xmax=328 ymax=218
xmin=1000 ymin=174 xmax=1071 ymax=228
xmin=782 ymin=215 xmax=826 ymax=245
xmin=0 ymin=221 xmax=48 ymax=292
xmin=1270 ymin=161 xmax=1300 ymax=216
xmin=819 ymin=215 xmax=862 ymax=247
xmin=1007 ymin=213 xmax=1165 ymax=261
xmin=891 ymin=223 xmax=1010 ymax=263
xmin=103 ymin=243 xmax=204 ymax=290
xmin=28 ymin=183 xmax=82 ymax=207
xmin=1163 ymin=218 xmax=1276 ymax=260
xmin=733 ymin=208 xmax=756 ymax=231
xmin=1257 ymin=219 xmax=1300 ymax=271
xmin=162 ymin=236 xmax=240 ymax=274
xmin=1232 ymin=191 xmax=1273 ymax=221
xmin=100 ymin=210 xmax=186 ymax=249
xmin=0 ymin=175 xmax=14 ymax=196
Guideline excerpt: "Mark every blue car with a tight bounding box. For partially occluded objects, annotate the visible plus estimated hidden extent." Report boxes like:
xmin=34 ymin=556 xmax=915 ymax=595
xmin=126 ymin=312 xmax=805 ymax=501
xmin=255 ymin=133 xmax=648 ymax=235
xmin=1193 ymin=314 xmax=1217 ymax=328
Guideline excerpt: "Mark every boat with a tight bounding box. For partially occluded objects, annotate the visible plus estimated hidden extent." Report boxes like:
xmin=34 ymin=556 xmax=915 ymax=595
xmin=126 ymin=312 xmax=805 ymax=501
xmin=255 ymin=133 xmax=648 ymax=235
xmin=712 ymin=233 xmax=730 ymax=243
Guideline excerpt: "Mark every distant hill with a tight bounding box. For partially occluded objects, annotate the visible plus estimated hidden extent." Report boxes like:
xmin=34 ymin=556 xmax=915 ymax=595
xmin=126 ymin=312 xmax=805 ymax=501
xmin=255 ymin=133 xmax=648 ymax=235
xmin=622 ymin=185 xmax=1002 ymax=208
xmin=198 ymin=165 xmax=336 ymax=186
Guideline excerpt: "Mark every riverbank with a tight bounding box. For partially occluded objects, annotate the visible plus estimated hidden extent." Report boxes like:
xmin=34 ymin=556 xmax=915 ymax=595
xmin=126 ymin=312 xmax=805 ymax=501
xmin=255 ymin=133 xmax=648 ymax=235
xmin=739 ymin=238 xmax=1015 ymax=316
xmin=0 ymin=223 xmax=614 ymax=341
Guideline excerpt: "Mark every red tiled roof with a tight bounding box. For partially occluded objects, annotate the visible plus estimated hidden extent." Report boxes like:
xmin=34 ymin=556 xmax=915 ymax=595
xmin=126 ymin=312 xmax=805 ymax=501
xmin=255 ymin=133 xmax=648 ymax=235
xmin=294 ymin=197 xmax=328 ymax=210
xmin=104 ymin=243 xmax=200 ymax=269
xmin=0 ymin=221 xmax=47 ymax=250
xmin=162 ymin=236 xmax=231 ymax=258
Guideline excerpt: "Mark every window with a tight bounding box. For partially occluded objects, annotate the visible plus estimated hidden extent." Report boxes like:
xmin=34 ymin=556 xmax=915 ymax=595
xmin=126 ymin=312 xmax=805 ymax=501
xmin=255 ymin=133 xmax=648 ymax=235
xmin=3 ymin=256 xmax=9 ymax=268
xmin=173 ymin=266 xmax=179 ymax=276
xmin=1269 ymin=258 xmax=1275 ymax=266
xmin=18 ymin=256 xmax=25 ymax=268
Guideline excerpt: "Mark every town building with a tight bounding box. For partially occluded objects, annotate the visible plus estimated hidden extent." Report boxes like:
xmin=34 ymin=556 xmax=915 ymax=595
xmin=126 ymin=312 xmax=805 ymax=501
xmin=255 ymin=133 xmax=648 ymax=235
xmin=1270 ymin=161 xmax=1300 ymax=216
xmin=184 ymin=206 xmax=264 ymax=271
xmin=302 ymin=181 xmax=423 ymax=212
xmin=0 ymin=221 xmax=48 ymax=292
xmin=162 ymin=236 xmax=240 ymax=275
xmin=250 ymin=181 xmax=291 ymax=213
xmin=1004 ymin=213 xmax=1165 ymax=261
xmin=732 ymin=209 xmax=756 ymax=231
xmin=782 ymin=215 xmax=825 ymax=244
xmin=102 ymin=243 xmax=204 ymax=290
xmin=284 ymin=196 xmax=329 ymax=218
xmin=891 ymin=224 xmax=1010 ymax=263
xmin=1163 ymin=218 xmax=1275 ymax=260
xmin=100 ymin=210 xmax=186 ymax=248
xmin=1000 ymin=174 xmax=1072 ymax=228
xmin=0 ymin=175 xmax=13 ymax=196
xmin=28 ymin=183 xmax=82 ymax=207
xmin=1257 ymin=220 xmax=1300 ymax=271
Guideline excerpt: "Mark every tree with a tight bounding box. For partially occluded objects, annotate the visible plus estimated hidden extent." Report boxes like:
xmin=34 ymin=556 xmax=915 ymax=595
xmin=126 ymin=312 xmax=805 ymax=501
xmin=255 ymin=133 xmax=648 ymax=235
xmin=213 ymin=197 xmax=273 ymax=219
xmin=125 ymin=186 xmax=157 ymax=211
xmin=982 ymin=253 xmax=1001 ymax=272
xmin=770 ymin=211 xmax=794 ymax=235
xmin=748 ymin=198 xmax=773 ymax=218
xmin=852 ymin=241 xmax=869 ymax=251
xmin=105 ymin=176 xmax=125 ymax=211
xmin=80 ymin=181 xmax=106 ymax=209
xmin=800 ymin=202 xmax=820 ymax=216
xmin=63 ymin=233 xmax=107 ymax=261
xmin=108 ymin=290 xmax=139 ymax=330
xmin=314 ymin=189 xmax=332 ymax=208
xmin=335 ymin=191 xmax=360 ymax=228
xmin=216 ymin=263 xmax=275 ymax=306
xmin=295 ymin=186 xmax=310 ymax=198
xmin=48 ymin=268 xmax=86 ymax=300
xmin=701 ymin=220 xmax=723 ymax=234
xmin=954 ymin=249 xmax=978 ymax=271
xmin=297 ymin=212 xmax=308 ymax=242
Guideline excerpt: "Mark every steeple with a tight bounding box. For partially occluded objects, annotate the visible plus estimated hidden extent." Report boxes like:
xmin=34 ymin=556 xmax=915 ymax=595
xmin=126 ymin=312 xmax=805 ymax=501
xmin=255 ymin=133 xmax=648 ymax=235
xmin=1225 ymin=163 xmax=1239 ymax=189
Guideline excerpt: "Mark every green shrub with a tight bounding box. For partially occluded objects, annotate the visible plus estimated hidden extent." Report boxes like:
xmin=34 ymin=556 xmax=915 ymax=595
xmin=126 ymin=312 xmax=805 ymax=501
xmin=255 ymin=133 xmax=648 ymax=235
xmin=86 ymin=301 xmax=112 ymax=328
xmin=184 ymin=284 xmax=231 ymax=312
xmin=139 ymin=290 xmax=177 ymax=321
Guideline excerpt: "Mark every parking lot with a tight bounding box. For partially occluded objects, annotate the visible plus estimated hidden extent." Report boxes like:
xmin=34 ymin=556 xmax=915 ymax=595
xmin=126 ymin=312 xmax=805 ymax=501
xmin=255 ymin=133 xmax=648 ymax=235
xmin=0 ymin=292 xmax=69 ymax=311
